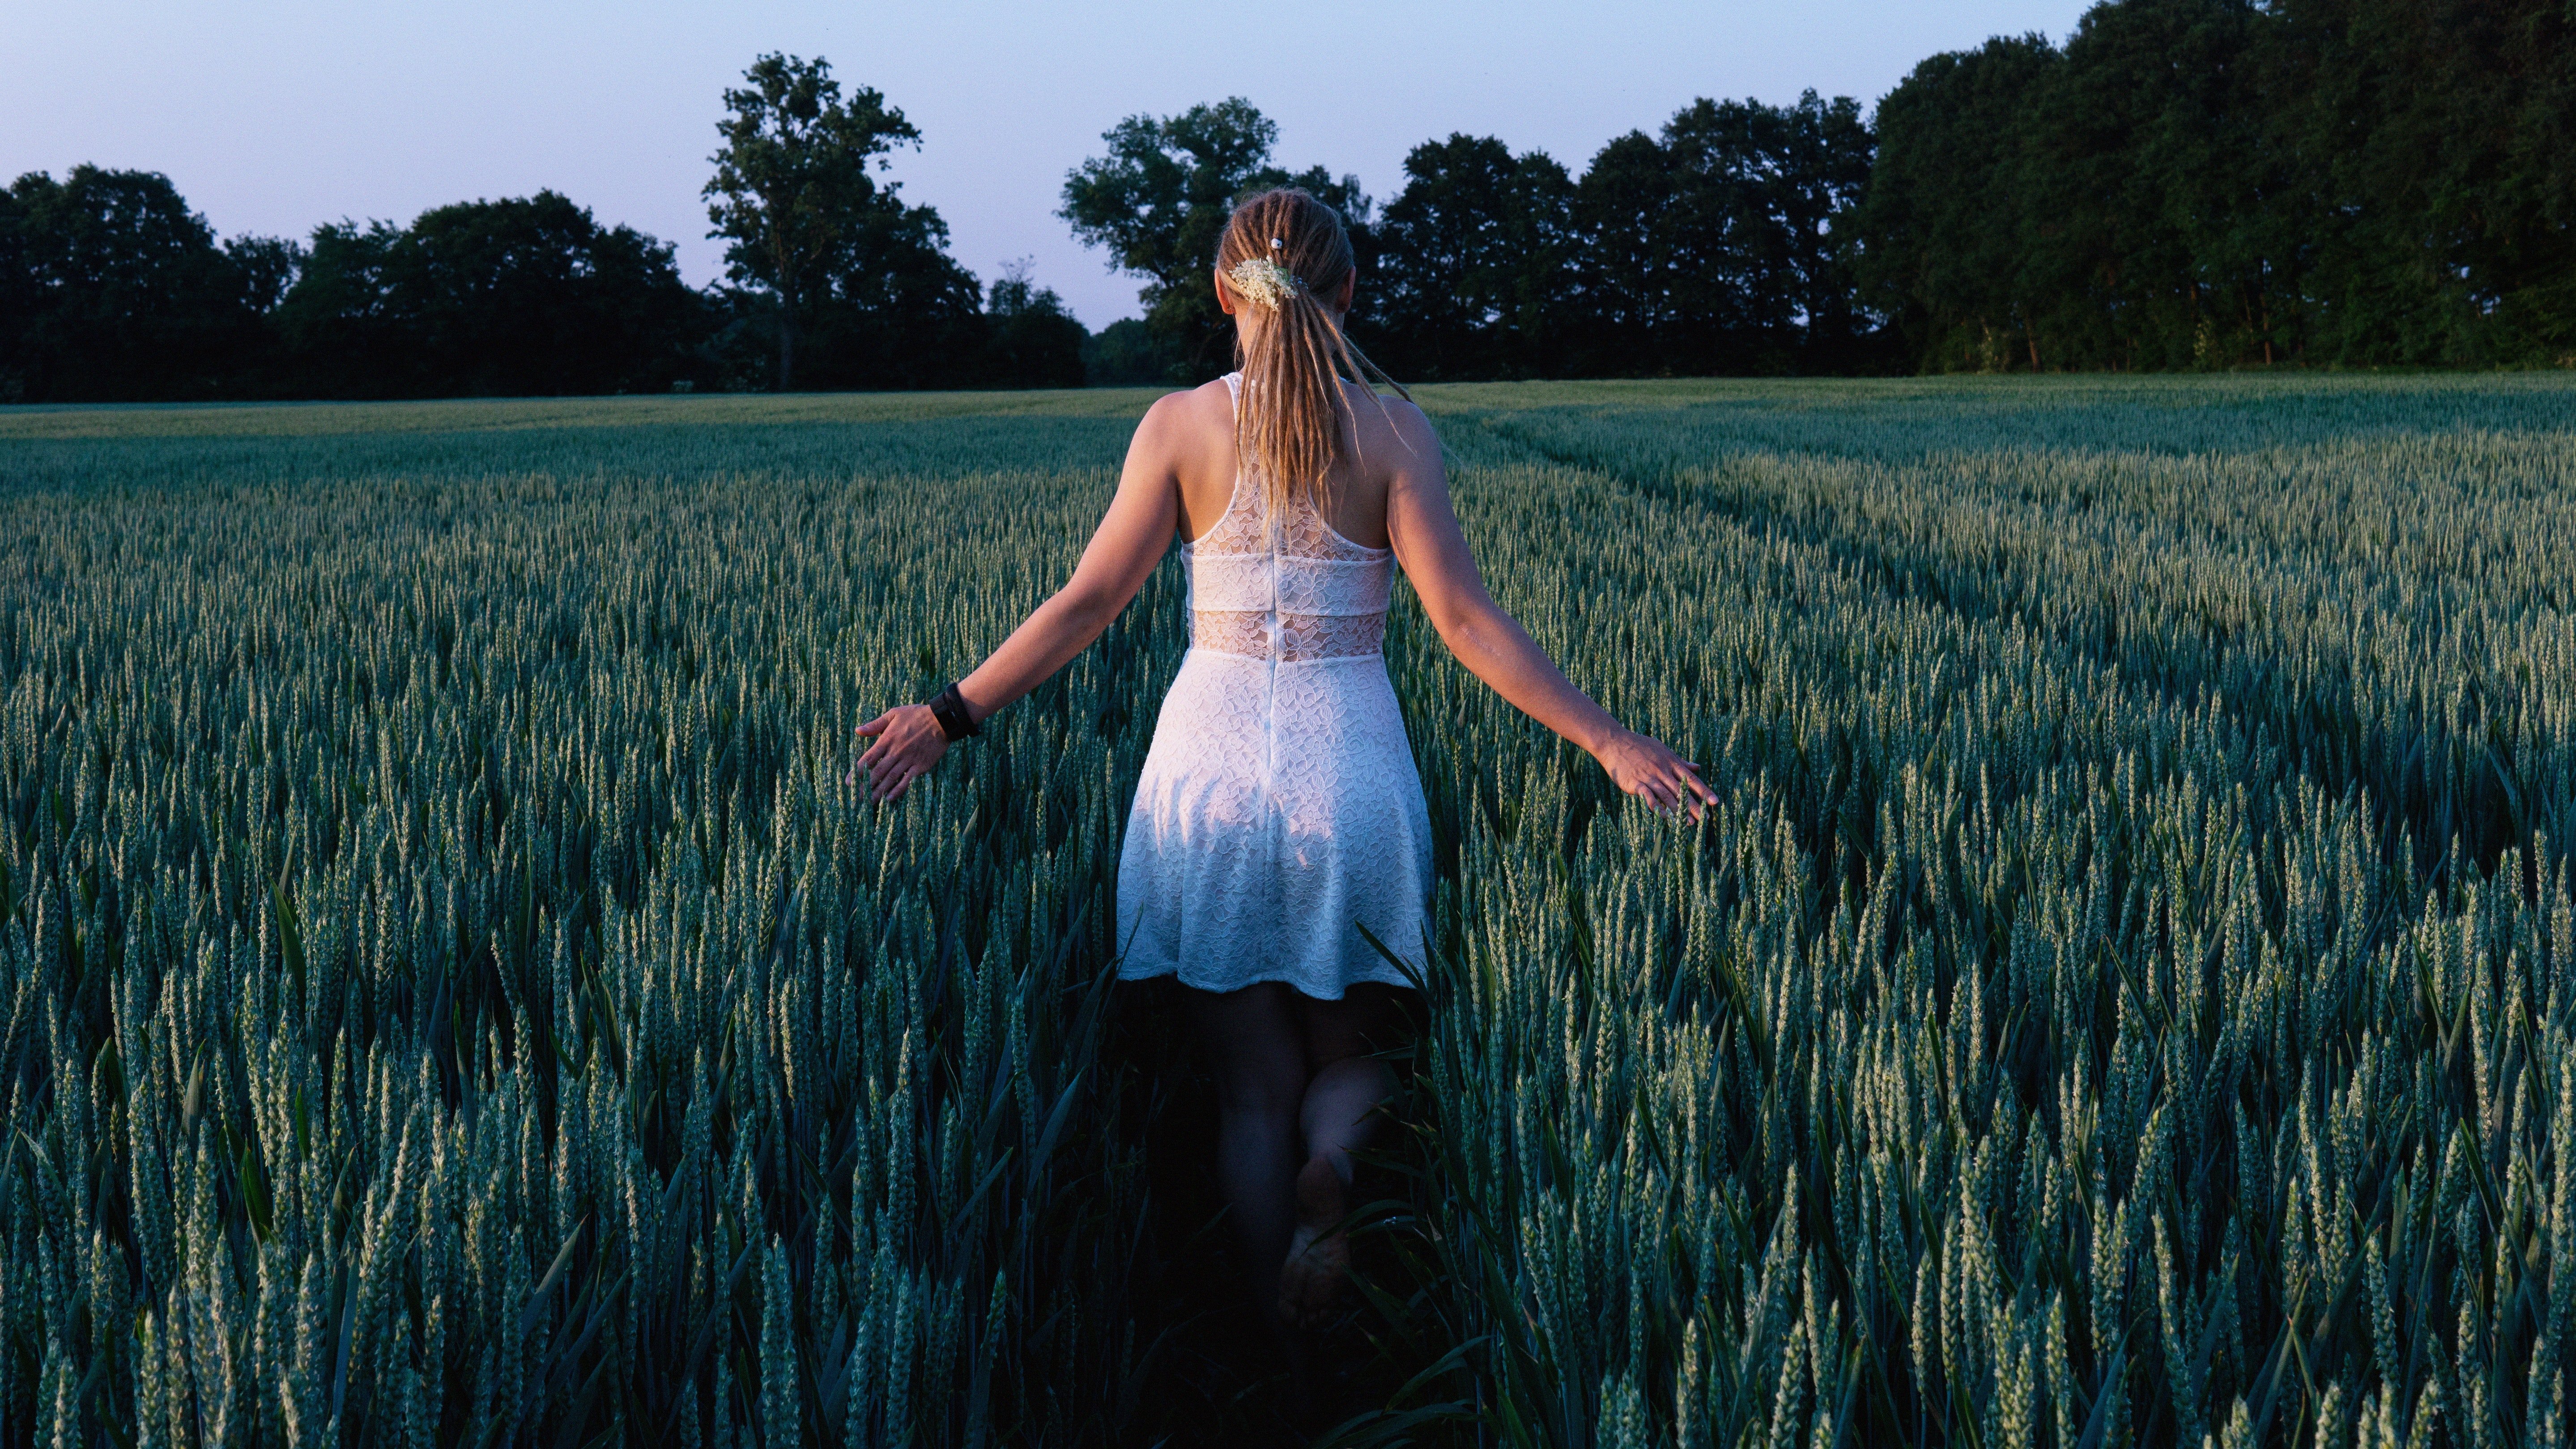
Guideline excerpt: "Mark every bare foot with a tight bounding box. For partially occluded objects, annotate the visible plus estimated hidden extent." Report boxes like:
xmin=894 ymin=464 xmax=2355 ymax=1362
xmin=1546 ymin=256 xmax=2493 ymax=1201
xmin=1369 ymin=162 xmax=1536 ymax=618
xmin=1278 ymin=1156 xmax=1351 ymax=1330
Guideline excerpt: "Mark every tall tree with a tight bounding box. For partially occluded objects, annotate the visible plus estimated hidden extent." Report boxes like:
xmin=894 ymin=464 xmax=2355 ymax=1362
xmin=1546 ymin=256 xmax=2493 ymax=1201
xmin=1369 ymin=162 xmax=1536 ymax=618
xmin=1655 ymin=103 xmax=1778 ymax=370
xmin=273 ymin=219 xmax=403 ymax=391
xmin=705 ymin=54 xmax=922 ymax=390
xmin=795 ymin=195 xmax=988 ymax=391
xmin=2264 ymin=0 xmax=2576 ymax=365
xmin=982 ymin=259 xmax=1087 ymax=388
xmin=1372 ymin=135 xmax=1575 ymax=379
xmin=1061 ymin=98 xmax=1372 ymax=377
xmin=1570 ymin=132 xmax=1682 ymax=376
xmin=273 ymin=192 xmax=694 ymax=397
xmin=224 ymin=235 xmax=304 ymax=316
xmin=1856 ymin=37 xmax=2063 ymax=371
xmin=2020 ymin=0 xmax=2274 ymax=370
xmin=0 ymin=166 xmax=264 ymax=402
xmin=1855 ymin=0 xmax=2575 ymax=373
xmin=1661 ymin=92 xmax=1876 ymax=371
xmin=1563 ymin=94 xmax=1874 ymax=377
xmin=427 ymin=192 xmax=685 ymax=395
xmin=0 ymin=183 xmax=38 ymax=403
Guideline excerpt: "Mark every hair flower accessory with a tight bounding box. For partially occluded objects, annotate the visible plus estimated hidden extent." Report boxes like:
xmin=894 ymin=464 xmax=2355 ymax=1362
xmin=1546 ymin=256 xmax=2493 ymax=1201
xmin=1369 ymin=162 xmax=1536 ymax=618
xmin=1226 ymin=257 xmax=1302 ymax=310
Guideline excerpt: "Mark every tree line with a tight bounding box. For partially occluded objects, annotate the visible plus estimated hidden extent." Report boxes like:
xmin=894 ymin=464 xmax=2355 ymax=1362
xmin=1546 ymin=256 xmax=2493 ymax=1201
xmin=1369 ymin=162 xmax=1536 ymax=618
xmin=5 ymin=0 xmax=2571 ymax=403
xmin=1088 ymin=0 xmax=2574 ymax=379
xmin=0 ymin=57 xmax=1087 ymax=404
xmin=1862 ymin=0 xmax=2576 ymax=371
xmin=1061 ymin=92 xmax=1880 ymax=382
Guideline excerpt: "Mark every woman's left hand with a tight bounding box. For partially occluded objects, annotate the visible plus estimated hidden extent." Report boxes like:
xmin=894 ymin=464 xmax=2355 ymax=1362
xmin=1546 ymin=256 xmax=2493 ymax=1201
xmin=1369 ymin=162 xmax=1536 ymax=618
xmin=1592 ymin=728 xmax=1717 ymax=821
xmin=851 ymin=705 xmax=950 ymax=802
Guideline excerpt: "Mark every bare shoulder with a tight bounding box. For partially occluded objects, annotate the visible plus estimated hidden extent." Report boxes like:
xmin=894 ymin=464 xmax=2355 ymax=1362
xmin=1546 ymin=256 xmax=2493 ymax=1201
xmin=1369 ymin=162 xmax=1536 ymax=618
xmin=1349 ymin=388 xmax=1442 ymax=482
xmin=1121 ymin=381 xmax=1228 ymax=486
xmin=1134 ymin=380 xmax=1234 ymax=448
xmin=1384 ymin=394 xmax=1440 ymax=453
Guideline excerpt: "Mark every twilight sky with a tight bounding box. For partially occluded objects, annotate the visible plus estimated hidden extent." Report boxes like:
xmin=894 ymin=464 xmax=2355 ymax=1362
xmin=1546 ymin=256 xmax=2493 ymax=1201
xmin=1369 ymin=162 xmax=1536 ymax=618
xmin=1 ymin=0 xmax=2094 ymax=328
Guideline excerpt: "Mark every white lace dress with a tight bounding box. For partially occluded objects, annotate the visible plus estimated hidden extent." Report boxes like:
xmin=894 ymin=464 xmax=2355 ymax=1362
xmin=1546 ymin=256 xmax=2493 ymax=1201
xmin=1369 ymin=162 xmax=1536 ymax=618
xmin=1115 ymin=373 xmax=1435 ymax=999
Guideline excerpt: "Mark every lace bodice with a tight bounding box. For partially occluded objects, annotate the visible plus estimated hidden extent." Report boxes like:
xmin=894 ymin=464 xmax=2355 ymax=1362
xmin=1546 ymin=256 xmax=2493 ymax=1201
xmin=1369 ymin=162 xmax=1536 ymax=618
xmin=1182 ymin=373 xmax=1393 ymax=662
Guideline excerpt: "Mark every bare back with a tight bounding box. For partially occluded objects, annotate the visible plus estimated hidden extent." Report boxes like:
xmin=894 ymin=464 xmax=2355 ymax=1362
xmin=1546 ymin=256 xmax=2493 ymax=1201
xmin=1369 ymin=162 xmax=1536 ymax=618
xmin=1169 ymin=376 xmax=1405 ymax=550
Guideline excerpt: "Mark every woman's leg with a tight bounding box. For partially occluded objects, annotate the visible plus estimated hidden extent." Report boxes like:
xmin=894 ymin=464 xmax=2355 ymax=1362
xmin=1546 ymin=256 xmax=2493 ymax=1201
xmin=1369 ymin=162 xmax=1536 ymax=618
xmin=1278 ymin=984 xmax=1405 ymax=1325
xmin=1179 ymin=981 xmax=1311 ymax=1322
xmin=1297 ymin=983 xmax=1403 ymax=1180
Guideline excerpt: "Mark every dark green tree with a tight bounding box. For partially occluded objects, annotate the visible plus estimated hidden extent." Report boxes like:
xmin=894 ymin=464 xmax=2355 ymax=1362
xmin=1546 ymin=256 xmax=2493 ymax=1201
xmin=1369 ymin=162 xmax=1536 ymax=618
xmin=2263 ymin=0 xmax=2576 ymax=365
xmin=1371 ymin=135 xmax=1575 ymax=379
xmin=0 ymin=166 xmax=266 ymax=402
xmin=1770 ymin=93 xmax=1880 ymax=367
xmin=792 ymin=192 xmax=988 ymax=390
xmin=224 ymin=234 xmax=305 ymax=315
xmin=0 ymin=183 xmax=36 ymax=403
xmin=272 ymin=220 xmax=403 ymax=390
xmin=705 ymin=53 xmax=923 ymax=390
xmin=1060 ymin=98 xmax=1373 ymax=377
xmin=1662 ymin=92 xmax=1876 ymax=371
xmin=981 ymin=259 xmax=1087 ymax=388
xmin=1570 ymin=132 xmax=1682 ymax=375
xmin=413 ymin=191 xmax=694 ymax=395
xmin=1855 ymin=36 xmax=2063 ymax=371
xmin=1655 ymin=104 xmax=1776 ymax=370
xmin=2021 ymin=0 xmax=2276 ymax=370
xmin=1855 ymin=0 xmax=2575 ymax=373
xmin=276 ymin=191 xmax=695 ymax=397
xmin=1080 ymin=319 xmax=1181 ymax=386
xmin=1560 ymin=94 xmax=1873 ymax=378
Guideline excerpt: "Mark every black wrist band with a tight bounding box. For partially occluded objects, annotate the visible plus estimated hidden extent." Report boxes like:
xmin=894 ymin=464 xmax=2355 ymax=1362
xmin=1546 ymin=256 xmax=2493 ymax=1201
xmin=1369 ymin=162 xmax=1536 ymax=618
xmin=928 ymin=683 xmax=980 ymax=742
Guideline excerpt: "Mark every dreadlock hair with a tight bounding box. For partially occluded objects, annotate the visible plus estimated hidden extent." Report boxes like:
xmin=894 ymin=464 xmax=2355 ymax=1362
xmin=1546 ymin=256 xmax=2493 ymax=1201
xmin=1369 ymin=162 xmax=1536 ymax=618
xmin=1215 ymin=187 xmax=1410 ymax=527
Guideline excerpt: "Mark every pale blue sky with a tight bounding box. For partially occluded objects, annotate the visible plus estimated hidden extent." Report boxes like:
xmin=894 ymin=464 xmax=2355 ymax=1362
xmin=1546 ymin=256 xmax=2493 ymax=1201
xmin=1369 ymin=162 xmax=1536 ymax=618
xmin=1 ymin=0 xmax=2093 ymax=327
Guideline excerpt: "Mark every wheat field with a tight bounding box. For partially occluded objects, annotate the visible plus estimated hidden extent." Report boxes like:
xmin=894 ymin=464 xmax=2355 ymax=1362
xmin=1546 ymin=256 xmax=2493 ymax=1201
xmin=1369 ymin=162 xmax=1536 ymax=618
xmin=0 ymin=374 xmax=2571 ymax=1447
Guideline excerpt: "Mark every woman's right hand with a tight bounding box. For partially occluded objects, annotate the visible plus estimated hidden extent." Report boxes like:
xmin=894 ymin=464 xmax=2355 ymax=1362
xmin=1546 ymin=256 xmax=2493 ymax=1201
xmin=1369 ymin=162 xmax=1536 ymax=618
xmin=1592 ymin=727 xmax=1716 ymax=821
xmin=851 ymin=705 xmax=951 ymax=802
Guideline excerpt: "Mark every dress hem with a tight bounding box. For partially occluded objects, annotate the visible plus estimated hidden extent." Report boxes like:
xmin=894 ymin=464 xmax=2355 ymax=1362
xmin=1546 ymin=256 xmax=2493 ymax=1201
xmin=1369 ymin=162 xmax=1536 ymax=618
xmin=1112 ymin=955 xmax=1421 ymax=1000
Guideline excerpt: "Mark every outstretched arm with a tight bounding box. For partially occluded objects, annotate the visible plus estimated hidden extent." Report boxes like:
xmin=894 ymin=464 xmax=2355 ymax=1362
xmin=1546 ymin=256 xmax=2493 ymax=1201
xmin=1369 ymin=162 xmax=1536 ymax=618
xmin=1382 ymin=408 xmax=1716 ymax=819
xmin=853 ymin=396 xmax=1188 ymax=800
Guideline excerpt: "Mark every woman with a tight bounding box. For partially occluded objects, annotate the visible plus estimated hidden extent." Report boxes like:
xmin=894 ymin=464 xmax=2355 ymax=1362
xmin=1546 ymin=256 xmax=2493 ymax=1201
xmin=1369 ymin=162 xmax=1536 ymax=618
xmin=854 ymin=188 xmax=1713 ymax=1338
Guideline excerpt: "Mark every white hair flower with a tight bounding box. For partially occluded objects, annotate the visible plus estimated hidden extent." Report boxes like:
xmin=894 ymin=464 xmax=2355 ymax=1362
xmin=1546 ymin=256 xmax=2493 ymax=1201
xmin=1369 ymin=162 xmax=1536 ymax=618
xmin=1226 ymin=257 xmax=1302 ymax=310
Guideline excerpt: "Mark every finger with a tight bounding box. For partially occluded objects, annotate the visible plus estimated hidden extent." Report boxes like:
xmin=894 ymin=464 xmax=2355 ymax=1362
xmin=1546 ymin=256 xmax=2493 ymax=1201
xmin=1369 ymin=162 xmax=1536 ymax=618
xmin=855 ymin=715 xmax=887 ymax=738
